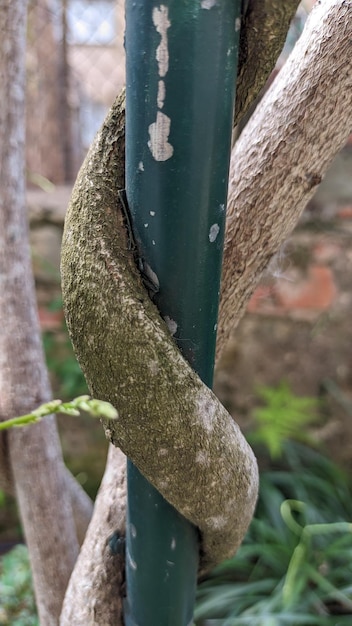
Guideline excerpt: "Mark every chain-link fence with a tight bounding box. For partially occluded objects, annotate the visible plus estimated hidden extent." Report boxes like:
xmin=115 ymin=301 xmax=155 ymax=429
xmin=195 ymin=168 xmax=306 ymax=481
xmin=26 ymin=0 xmax=125 ymax=186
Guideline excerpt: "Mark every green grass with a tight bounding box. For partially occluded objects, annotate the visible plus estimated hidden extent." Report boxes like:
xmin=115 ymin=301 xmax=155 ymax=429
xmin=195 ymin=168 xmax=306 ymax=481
xmin=2 ymin=443 xmax=351 ymax=625
xmin=195 ymin=442 xmax=352 ymax=625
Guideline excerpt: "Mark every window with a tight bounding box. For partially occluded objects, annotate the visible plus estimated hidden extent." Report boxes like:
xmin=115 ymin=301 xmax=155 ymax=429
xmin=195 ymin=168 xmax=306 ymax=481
xmin=68 ymin=0 xmax=116 ymax=45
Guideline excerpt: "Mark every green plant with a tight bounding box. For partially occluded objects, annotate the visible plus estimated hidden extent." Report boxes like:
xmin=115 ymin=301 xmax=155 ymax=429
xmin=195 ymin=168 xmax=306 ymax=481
xmin=195 ymin=442 xmax=352 ymax=625
xmin=40 ymin=294 xmax=88 ymax=399
xmin=0 ymin=545 xmax=38 ymax=625
xmin=0 ymin=396 xmax=118 ymax=431
xmin=43 ymin=328 xmax=88 ymax=400
xmin=249 ymin=382 xmax=320 ymax=458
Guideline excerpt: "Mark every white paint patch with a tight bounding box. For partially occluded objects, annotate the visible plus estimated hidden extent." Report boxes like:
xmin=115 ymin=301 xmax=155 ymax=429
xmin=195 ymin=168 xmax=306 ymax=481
xmin=201 ymin=0 xmax=217 ymax=9
xmin=213 ymin=323 xmax=217 ymax=331
xmin=235 ymin=17 xmax=241 ymax=32
xmin=150 ymin=211 xmax=156 ymax=216
xmin=164 ymin=315 xmax=178 ymax=336
xmin=127 ymin=548 xmax=137 ymax=570
xmin=157 ymin=80 xmax=166 ymax=108
xmin=148 ymin=111 xmax=174 ymax=161
xmin=196 ymin=392 xmax=216 ymax=432
xmin=171 ymin=537 xmax=176 ymax=550
xmin=152 ymin=5 xmax=170 ymax=77
xmin=152 ymin=240 xmax=156 ymax=245
xmin=130 ymin=523 xmax=137 ymax=539
xmin=219 ymin=203 xmax=225 ymax=212
xmin=138 ymin=161 xmax=144 ymax=171
xmin=209 ymin=223 xmax=220 ymax=242
xmin=144 ymin=223 xmax=149 ymax=228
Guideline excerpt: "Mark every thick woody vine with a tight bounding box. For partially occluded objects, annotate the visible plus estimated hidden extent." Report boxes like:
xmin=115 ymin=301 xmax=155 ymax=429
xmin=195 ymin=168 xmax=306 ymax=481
xmin=62 ymin=0 xmax=323 ymax=572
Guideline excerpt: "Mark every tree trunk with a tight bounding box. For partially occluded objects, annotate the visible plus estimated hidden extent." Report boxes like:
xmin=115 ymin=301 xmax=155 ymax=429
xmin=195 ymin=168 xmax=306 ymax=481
xmin=0 ymin=2 xmax=80 ymax=623
xmin=61 ymin=1 xmax=352 ymax=622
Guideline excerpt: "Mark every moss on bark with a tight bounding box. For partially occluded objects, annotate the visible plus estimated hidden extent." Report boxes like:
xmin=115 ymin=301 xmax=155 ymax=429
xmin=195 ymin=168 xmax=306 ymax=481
xmin=61 ymin=91 xmax=258 ymax=571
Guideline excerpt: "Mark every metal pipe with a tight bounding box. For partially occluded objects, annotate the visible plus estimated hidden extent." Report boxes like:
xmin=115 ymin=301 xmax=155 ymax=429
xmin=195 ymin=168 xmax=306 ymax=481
xmin=124 ymin=1 xmax=241 ymax=623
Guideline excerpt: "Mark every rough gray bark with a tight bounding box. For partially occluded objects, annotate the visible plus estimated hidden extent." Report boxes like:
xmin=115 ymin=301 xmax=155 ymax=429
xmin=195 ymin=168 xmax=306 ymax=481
xmin=60 ymin=446 xmax=126 ymax=626
xmin=61 ymin=1 xmax=352 ymax=623
xmin=0 ymin=2 xmax=90 ymax=623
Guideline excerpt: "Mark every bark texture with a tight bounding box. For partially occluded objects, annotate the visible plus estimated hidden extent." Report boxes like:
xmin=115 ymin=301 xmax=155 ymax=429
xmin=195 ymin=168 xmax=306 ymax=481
xmin=235 ymin=0 xmax=300 ymax=125
xmin=217 ymin=0 xmax=352 ymax=356
xmin=60 ymin=446 xmax=126 ymax=626
xmin=0 ymin=2 xmax=86 ymax=624
xmin=61 ymin=91 xmax=259 ymax=573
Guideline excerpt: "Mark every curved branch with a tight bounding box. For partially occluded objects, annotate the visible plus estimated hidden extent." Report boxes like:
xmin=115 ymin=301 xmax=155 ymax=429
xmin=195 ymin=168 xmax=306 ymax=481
xmin=217 ymin=0 xmax=352 ymax=356
xmin=60 ymin=445 xmax=126 ymax=626
xmin=235 ymin=0 xmax=300 ymax=125
xmin=61 ymin=91 xmax=259 ymax=572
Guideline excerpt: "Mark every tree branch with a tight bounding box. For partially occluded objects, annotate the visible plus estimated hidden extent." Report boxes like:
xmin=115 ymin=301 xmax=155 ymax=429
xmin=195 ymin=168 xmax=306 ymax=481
xmin=217 ymin=0 xmax=352 ymax=356
xmin=60 ymin=445 xmax=126 ymax=626
xmin=235 ymin=0 xmax=300 ymax=125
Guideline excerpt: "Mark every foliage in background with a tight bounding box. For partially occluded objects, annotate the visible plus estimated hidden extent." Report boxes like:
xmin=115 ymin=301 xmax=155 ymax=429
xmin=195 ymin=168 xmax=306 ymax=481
xmin=43 ymin=326 xmax=88 ymax=400
xmin=42 ymin=294 xmax=88 ymax=400
xmin=195 ymin=385 xmax=352 ymax=624
xmin=249 ymin=382 xmax=320 ymax=458
xmin=0 ymin=545 xmax=38 ymax=626
xmin=41 ymin=298 xmax=108 ymax=500
xmin=195 ymin=441 xmax=352 ymax=625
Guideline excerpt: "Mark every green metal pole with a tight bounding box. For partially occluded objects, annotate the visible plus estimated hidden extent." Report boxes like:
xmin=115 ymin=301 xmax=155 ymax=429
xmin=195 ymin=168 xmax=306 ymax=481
xmin=124 ymin=1 xmax=241 ymax=624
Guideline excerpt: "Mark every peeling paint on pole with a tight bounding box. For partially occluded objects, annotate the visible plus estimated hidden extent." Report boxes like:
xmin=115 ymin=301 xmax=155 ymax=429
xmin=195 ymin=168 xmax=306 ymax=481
xmin=148 ymin=111 xmax=174 ymax=161
xmin=201 ymin=0 xmax=218 ymax=9
xmin=152 ymin=5 xmax=170 ymax=77
xmin=148 ymin=4 xmax=174 ymax=162
xmin=125 ymin=0 xmax=242 ymax=622
xmin=209 ymin=223 xmax=220 ymax=242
